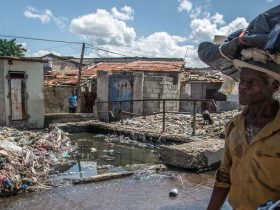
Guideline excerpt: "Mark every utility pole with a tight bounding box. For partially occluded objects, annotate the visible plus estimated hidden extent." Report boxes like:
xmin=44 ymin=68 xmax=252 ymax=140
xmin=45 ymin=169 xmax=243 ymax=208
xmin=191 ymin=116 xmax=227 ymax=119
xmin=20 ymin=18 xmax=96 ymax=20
xmin=77 ymin=42 xmax=85 ymax=95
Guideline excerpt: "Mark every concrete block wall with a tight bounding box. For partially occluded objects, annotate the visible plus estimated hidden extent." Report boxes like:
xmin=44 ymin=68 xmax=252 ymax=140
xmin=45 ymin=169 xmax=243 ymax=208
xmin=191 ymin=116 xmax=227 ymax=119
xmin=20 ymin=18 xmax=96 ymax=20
xmin=95 ymin=70 xmax=109 ymax=121
xmin=160 ymin=81 xmax=180 ymax=111
xmin=143 ymin=76 xmax=180 ymax=115
xmin=44 ymin=85 xmax=80 ymax=113
xmin=180 ymin=84 xmax=192 ymax=112
xmin=133 ymin=72 xmax=144 ymax=114
xmin=143 ymin=79 xmax=161 ymax=114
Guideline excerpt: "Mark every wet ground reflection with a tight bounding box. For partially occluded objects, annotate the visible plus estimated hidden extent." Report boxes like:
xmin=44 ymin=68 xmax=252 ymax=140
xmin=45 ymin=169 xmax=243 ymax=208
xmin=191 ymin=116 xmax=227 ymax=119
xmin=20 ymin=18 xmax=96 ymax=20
xmin=0 ymin=133 xmax=231 ymax=210
xmin=0 ymin=170 xmax=230 ymax=210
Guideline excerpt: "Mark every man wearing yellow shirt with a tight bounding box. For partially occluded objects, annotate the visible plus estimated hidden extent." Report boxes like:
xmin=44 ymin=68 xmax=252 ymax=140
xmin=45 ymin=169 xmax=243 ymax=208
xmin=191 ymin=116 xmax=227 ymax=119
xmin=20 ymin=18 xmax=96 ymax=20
xmin=207 ymin=55 xmax=280 ymax=209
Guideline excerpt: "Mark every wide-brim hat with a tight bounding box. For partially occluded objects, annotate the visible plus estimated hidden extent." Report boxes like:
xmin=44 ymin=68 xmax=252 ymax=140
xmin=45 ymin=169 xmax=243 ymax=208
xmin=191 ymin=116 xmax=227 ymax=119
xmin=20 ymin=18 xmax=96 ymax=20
xmin=232 ymin=48 xmax=280 ymax=82
xmin=233 ymin=59 xmax=280 ymax=82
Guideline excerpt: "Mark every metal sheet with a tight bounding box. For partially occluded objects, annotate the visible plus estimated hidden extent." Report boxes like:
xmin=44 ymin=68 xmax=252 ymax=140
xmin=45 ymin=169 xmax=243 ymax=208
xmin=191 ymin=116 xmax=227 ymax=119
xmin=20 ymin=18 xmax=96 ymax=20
xmin=109 ymin=75 xmax=132 ymax=120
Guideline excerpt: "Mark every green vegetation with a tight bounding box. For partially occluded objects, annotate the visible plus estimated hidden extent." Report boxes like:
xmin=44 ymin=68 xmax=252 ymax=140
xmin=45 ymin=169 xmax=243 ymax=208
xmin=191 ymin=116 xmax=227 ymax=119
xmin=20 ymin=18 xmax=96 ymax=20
xmin=0 ymin=39 xmax=27 ymax=56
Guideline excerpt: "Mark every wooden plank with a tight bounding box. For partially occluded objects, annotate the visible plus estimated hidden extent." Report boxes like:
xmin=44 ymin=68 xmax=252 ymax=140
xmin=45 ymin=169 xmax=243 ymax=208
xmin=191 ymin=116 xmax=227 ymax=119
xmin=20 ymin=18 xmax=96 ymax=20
xmin=72 ymin=171 xmax=134 ymax=185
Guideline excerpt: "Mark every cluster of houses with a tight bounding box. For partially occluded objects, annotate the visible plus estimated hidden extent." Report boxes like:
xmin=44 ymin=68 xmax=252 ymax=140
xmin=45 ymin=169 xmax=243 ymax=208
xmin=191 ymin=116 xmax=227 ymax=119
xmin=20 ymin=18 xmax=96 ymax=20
xmin=0 ymin=53 xmax=240 ymax=129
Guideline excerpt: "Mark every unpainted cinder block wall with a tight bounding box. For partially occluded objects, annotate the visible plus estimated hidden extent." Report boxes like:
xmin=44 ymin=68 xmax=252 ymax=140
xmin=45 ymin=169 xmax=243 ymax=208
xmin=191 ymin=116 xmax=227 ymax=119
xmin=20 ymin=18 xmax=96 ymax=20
xmin=143 ymin=76 xmax=180 ymax=115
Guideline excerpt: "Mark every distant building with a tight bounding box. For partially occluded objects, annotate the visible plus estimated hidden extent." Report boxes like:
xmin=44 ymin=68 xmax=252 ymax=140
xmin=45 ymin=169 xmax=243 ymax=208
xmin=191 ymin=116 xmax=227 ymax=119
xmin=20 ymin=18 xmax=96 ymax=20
xmin=0 ymin=57 xmax=45 ymax=128
xmin=41 ymin=53 xmax=81 ymax=74
xmin=95 ymin=58 xmax=185 ymax=121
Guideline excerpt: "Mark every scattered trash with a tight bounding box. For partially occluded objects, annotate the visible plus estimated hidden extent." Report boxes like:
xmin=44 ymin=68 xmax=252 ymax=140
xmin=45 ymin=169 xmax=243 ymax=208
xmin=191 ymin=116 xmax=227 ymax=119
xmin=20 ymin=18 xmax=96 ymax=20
xmin=113 ymin=110 xmax=240 ymax=139
xmin=169 ymin=188 xmax=178 ymax=197
xmin=0 ymin=126 xmax=76 ymax=197
xmin=104 ymin=134 xmax=154 ymax=148
xmin=90 ymin=147 xmax=97 ymax=153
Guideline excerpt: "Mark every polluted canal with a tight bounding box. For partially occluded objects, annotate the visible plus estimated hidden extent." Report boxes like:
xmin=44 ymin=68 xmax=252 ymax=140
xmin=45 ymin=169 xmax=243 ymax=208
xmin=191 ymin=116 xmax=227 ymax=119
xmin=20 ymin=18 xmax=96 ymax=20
xmin=0 ymin=132 xmax=231 ymax=210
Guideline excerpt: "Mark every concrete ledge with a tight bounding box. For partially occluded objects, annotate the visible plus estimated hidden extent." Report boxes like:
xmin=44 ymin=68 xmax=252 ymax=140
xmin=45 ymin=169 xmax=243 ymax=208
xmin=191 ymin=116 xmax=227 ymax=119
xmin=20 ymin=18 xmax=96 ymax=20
xmin=44 ymin=113 xmax=96 ymax=128
xmin=159 ymin=139 xmax=224 ymax=172
xmin=54 ymin=120 xmax=193 ymax=145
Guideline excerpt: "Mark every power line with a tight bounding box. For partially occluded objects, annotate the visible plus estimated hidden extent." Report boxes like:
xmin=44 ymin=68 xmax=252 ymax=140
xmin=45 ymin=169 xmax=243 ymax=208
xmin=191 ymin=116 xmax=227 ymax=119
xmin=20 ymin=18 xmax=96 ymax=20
xmin=0 ymin=34 xmax=82 ymax=45
xmin=85 ymin=44 xmax=129 ymax=57
xmin=0 ymin=34 xmax=144 ymax=58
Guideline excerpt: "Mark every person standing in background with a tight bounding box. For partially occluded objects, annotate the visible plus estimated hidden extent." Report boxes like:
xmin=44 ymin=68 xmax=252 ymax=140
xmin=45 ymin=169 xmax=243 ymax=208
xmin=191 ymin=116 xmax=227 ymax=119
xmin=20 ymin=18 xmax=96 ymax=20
xmin=69 ymin=90 xmax=78 ymax=113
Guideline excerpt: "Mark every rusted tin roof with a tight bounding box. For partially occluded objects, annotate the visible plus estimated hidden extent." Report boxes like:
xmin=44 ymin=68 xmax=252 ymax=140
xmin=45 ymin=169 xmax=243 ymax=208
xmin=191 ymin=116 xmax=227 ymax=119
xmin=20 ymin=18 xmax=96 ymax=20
xmin=45 ymin=58 xmax=184 ymax=85
xmin=83 ymin=60 xmax=184 ymax=75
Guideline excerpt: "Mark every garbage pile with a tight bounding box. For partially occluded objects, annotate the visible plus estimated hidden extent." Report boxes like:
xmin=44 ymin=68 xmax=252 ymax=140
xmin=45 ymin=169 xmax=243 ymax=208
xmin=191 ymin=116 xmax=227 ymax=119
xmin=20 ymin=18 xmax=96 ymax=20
xmin=104 ymin=135 xmax=155 ymax=148
xmin=114 ymin=110 xmax=240 ymax=139
xmin=0 ymin=126 xmax=75 ymax=196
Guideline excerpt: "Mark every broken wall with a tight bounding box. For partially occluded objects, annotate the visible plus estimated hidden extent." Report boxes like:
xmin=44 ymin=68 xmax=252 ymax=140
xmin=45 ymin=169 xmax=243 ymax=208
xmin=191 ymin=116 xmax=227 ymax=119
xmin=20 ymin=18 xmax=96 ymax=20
xmin=44 ymin=85 xmax=81 ymax=113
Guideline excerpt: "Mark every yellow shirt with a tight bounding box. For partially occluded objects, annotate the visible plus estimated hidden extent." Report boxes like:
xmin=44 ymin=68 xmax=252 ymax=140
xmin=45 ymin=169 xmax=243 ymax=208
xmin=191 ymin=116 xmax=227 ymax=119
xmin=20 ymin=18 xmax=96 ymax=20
xmin=215 ymin=108 xmax=280 ymax=210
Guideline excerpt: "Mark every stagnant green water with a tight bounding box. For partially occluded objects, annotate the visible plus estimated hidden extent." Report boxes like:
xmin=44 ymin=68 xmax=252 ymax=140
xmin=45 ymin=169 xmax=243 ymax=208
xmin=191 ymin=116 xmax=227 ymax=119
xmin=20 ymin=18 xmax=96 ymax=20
xmin=0 ymin=133 xmax=231 ymax=210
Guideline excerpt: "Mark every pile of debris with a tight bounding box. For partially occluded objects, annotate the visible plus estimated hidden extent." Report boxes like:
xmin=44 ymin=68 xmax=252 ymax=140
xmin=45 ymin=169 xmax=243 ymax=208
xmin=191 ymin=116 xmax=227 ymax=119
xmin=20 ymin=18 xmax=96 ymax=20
xmin=0 ymin=126 xmax=75 ymax=196
xmin=115 ymin=110 xmax=240 ymax=139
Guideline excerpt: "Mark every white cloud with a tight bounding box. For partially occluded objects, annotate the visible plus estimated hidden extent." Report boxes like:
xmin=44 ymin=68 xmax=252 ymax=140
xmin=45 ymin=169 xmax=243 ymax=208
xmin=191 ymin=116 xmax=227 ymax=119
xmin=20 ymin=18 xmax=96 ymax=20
xmin=69 ymin=8 xmax=136 ymax=46
xmin=23 ymin=6 xmax=68 ymax=28
xmin=184 ymin=45 xmax=208 ymax=67
xmin=177 ymin=0 xmax=193 ymax=12
xmin=189 ymin=16 xmax=248 ymax=43
xmin=218 ymin=17 xmax=248 ymax=35
xmin=211 ymin=13 xmax=225 ymax=25
xmin=134 ymin=32 xmax=187 ymax=57
xmin=189 ymin=6 xmax=203 ymax=19
xmin=111 ymin=6 xmax=134 ymax=20
xmin=69 ymin=5 xmax=247 ymax=68
xmin=84 ymin=32 xmax=187 ymax=58
xmin=24 ymin=6 xmax=52 ymax=23
xmin=189 ymin=18 xmax=218 ymax=42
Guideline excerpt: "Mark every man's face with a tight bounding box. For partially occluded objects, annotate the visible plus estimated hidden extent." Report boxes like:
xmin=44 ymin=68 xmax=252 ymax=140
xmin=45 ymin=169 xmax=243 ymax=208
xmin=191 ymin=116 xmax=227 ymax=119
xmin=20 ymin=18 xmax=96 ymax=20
xmin=238 ymin=68 xmax=273 ymax=106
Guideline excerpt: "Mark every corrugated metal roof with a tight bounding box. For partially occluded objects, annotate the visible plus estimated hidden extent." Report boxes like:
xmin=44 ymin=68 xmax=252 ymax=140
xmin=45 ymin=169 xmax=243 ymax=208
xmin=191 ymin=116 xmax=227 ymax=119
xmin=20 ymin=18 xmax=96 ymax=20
xmin=83 ymin=60 xmax=184 ymax=75
xmin=45 ymin=59 xmax=184 ymax=85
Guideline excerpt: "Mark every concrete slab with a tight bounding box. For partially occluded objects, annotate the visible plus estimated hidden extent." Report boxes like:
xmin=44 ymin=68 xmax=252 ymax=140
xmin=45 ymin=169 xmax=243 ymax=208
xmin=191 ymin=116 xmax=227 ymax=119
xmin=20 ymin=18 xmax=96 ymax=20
xmin=159 ymin=139 xmax=224 ymax=172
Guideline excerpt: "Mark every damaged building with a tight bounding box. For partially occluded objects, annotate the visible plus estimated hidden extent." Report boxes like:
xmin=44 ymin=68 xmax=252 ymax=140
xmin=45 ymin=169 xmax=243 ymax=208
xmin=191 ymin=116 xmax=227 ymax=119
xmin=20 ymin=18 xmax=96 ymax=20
xmin=43 ymin=54 xmax=240 ymax=123
xmin=0 ymin=57 xmax=45 ymax=128
xmin=94 ymin=58 xmax=184 ymax=121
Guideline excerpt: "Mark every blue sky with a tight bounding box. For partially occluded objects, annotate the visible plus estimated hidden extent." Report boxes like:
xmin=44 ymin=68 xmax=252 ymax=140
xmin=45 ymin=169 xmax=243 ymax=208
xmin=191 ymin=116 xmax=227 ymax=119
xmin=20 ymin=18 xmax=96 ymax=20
xmin=0 ymin=0 xmax=279 ymax=67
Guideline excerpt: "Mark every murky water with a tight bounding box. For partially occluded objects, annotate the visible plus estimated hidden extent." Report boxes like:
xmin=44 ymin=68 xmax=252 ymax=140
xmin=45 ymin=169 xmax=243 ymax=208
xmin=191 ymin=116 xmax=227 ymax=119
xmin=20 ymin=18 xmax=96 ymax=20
xmin=0 ymin=133 xmax=231 ymax=210
xmin=49 ymin=132 xmax=159 ymax=180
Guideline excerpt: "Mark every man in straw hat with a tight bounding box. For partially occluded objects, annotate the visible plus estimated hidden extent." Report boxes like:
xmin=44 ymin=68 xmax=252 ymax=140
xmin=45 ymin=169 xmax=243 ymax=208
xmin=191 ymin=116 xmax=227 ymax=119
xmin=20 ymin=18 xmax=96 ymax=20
xmin=207 ymin=48 xmax=280 ymax=209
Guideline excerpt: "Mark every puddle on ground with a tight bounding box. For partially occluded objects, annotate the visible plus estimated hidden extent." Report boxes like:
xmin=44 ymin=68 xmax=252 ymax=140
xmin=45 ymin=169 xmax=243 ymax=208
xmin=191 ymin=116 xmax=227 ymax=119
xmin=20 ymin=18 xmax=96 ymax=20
xmin=49 ymin=132 xmax=159 ymax=180
xmin=0 ymin=132 xmax=231 ymax=210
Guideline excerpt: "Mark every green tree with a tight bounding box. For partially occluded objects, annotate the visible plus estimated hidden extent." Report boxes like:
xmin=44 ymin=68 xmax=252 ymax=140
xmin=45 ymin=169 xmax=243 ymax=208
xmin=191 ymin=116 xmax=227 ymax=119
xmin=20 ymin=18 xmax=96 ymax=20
xmin=0 ymin=39 xmax=27 ymax=56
